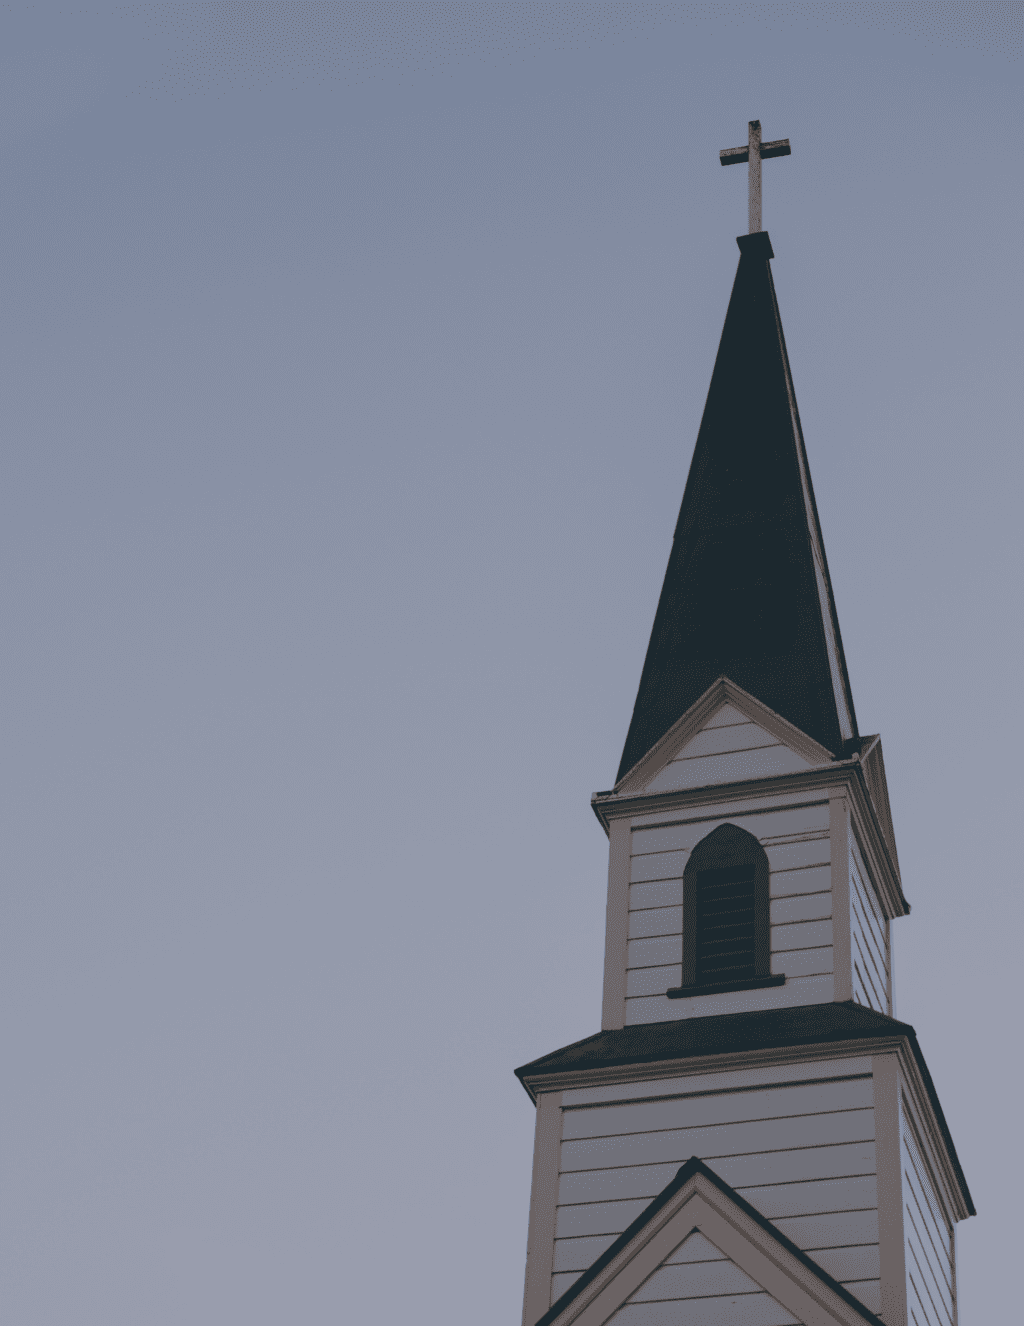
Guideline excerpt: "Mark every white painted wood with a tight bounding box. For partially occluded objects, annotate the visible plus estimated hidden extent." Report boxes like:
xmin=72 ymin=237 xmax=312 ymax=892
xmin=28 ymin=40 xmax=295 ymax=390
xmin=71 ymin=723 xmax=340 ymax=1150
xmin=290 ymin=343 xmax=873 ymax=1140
xmin=630 ymin=849 xmax=687 ymax=883
xmin=629 ymin=879 xmax=683 ymax=910
xmin=775 ymin=1208 xmax=879 ymax=1250
xmin=843 ymin=1280 xmax=881 ymax=1313
xmin=811 ymin=1245 xmax=880 ymax=1281
xmin=769 ymin=862 xmax=832 ymax=896
xmin=673 ymin=720 xmax=781 ymax=759
xmin=551 ymin=1234 xmax=618 ymax=1272
xmin=601 ymin=818 xmax=632 ymax=1032
xmin=766 ymin=842 xmax=830 ymax=874
xmin=872 ymin=1054 xmax=908 ymax=1326
xmin=549 ymin=1170 xmax=882 ymax=1326
xmin=631 ymin=803 xmax=829 ymax=857
xmin=631 ymin=785 xmax=821 ymax=828
xmin=829 ymin=790 xmax=853 ymax=1003
xmin=647 ymin=744 xmax=811 ymax=792
xmin=626 ymin=935 xmax=682 ymax=969
xmin=628 ymin=905 xmax=682 ymax=939
xmin=561 ymin=1108 xmax=875 ymax=1170
xmin=736 ymin=1174 xmax=877 ymax=1220
xmin=849 ymin=836 xmax=890 ymax=1015
xmin=558 ymin=1143 xmax=876 ymax=1206
xmin=625 ymin=964 xmax=681 ymax=997
xmin=704 ymin=703 xmax=751 ymax=727
xmin=771 ymin=945 xmax=833 ymax=978
xmin=666 ymin=1230 xmax=729 ymax=1263
xmin=550 ymin=1271 xmax=580 ymax=1303
xmin=521 ymin=1091 xmax=564 ymax=1326
xmin=562 ymin=1076 xmax=874 ymax=1141
xmin=611 ymin=1292 xmax=799 ymax=1326
xmin=556 ymin=1199 xmax=651 ymax=1238
xmin=770 ymin=891 xmax=832 ymax=924
xmin=629 ymin=1256 xmax=764 ymax=1299
xmin=561 ymin=1056 xmax=873 ymax=1107
xmin=624 ymin=972 xmax=835 ymax=1023
xmin=901 ymin=1109 xmax=955 ymax=1326
xmin=771 ymin=919 xmax=833 ymax=950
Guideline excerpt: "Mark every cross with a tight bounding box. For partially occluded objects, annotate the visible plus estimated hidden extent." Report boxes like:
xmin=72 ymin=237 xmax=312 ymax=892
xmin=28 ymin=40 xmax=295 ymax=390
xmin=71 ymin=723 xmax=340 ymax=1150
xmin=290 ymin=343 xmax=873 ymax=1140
xmin=720 ymin=120 xmax=791 ymax=234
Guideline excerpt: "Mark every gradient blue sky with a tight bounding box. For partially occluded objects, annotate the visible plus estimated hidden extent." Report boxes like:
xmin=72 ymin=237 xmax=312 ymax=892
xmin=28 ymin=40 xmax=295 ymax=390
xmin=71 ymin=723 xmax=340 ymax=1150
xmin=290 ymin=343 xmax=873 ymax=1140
xmin=0 ymin=4 xmax=1020 ymax=1323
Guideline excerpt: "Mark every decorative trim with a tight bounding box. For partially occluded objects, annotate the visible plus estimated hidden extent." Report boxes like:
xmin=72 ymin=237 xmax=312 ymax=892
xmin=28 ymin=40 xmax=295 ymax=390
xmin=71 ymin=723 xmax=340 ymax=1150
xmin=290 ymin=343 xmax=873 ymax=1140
xmin=612 ymin=675 xmax=834 ymax=798
xmin=521 ymin=1090 xmax=563 ymax=1326
xmin=830 ymin=788 xmax=853 ymax=1002
xmin=872 ymin=1053 xmax=908 ymax=1326
xmin=600 ymin=819 xmax=631 ymax=1031
xmin=668 ymin=974 xmax=785 ymax=998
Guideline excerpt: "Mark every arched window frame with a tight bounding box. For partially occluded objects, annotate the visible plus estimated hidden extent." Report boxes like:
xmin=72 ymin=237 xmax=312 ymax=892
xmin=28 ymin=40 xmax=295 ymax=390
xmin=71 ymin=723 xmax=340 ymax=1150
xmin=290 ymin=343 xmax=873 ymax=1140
xmin=667 ymin=823 xmax=785 ymax=999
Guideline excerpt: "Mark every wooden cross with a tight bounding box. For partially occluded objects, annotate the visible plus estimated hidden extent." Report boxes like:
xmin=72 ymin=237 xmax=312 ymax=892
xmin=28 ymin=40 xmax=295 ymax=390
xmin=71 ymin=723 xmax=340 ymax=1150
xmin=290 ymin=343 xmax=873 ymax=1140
xmin=720 ymin=120 xmax=791 ymax=235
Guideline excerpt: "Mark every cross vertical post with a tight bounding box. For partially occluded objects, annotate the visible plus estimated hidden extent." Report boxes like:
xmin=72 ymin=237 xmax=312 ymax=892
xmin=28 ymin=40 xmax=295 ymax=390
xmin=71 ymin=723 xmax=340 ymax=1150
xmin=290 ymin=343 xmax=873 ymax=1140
xmin=748 ymin=120 xmax=762 ymax=234
xmin=720 ymin=120 xmax=791 ymax=234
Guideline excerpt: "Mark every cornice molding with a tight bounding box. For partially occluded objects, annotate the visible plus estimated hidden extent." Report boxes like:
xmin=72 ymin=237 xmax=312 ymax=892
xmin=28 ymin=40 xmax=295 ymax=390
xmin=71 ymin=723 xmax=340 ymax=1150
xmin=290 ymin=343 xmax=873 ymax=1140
xmin=517 ymin=1034 xmax=906 ymax=1104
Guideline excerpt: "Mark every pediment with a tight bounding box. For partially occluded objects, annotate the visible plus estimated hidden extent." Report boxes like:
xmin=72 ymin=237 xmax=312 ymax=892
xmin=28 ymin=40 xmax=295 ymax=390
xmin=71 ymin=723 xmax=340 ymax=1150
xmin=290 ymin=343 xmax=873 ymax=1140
xmin=615 ymin=677 xmax=833 ymax=797
xmin=538 ymin=1158 xmax=880 ymax=1326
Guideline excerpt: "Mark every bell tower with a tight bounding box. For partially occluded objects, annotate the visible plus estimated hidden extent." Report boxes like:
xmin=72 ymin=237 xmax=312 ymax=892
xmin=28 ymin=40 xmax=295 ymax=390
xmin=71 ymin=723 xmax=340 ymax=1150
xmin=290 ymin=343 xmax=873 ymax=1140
xmin=515 ymin=132 xmax=973 ymax=1326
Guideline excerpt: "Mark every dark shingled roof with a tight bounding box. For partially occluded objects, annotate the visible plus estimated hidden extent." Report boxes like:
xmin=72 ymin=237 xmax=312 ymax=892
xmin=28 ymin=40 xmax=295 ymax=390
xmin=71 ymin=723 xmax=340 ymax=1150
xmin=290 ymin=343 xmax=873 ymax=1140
xmin=515 ymin=1001 xmax=974 ymax=1216
xmin=617 ymin=231 xmax=858 ymax=783
xmin=534 ymin=1154 xmax=884 ymax=1326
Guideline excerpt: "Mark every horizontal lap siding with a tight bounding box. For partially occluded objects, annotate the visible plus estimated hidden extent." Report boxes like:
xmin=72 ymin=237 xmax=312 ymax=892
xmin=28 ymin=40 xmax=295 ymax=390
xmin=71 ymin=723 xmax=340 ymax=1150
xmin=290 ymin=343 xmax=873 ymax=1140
xmin=626 ymin=808 xmax=832 ymax=1022
xmin=850 ymin=839 xmax=890 ymax=1014
xmin=552 ymin=1068 xmax=879 ymax=1311
xmin=645 ymin=719 xmax=813 ymax=795
xmin=609 ymin=1292 xmax=799 ymax=1326
xmin=901 ymin=1109 xmax=955 ymax=1326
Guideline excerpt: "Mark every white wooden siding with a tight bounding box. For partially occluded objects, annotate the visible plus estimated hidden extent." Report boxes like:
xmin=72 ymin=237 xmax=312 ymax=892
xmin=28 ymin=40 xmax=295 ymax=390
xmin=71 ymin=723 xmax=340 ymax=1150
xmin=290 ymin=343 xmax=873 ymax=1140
xmin=901 ymin=1104 xmax=955 ymax=1326
xmin=645 ymin=714 xmax=813 ymax=794
xmin=849 ymin=837 xmax=891 ymax=1015
xmin=601 ymin=1231 xmax=800 ymax=1326
xmin=625 ymin=805 xmax=833 ymax=1024
xmin=551 ymin=1061 xmax=880 ymax=1315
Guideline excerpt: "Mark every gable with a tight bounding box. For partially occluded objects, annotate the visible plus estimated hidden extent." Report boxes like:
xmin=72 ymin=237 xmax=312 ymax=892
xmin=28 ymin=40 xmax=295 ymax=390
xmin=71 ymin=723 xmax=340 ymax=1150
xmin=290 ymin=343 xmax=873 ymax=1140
xmin=537 ymin=1157 xmax=882 ymax=1326
xmin=642 ymin=702 xmax=812 ymax=794
xmin=613 ymin=679 xmax=834 ymax=798
xmin=610 ymin=1229 xmax=799 ymax=1325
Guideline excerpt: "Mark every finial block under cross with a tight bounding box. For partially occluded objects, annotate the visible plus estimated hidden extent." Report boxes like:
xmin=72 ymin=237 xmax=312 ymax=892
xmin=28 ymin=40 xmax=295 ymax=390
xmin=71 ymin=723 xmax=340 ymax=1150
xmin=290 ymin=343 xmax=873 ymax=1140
xmin=720 ymin=120 xmax=791 ymax=235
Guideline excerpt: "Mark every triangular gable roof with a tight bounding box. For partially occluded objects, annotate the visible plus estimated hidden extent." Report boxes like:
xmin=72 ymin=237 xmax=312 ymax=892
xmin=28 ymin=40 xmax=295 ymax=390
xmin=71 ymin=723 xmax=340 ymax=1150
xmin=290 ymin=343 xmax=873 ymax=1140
xmin=614 ymin=675 xmax=833 ymax=795
xmin=617 ymin=232 xmax=858 ymax=783
xmin=535 ymin=1156 xmax=881 ymax=1326
xmin=514 ymin=1002 xmax=974 ymax=1218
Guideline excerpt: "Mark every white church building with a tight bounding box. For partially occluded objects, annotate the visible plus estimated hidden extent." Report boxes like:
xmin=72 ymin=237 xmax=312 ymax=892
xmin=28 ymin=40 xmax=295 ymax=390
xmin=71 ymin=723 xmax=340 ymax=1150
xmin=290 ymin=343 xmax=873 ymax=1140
xmin=514 ymin=134 xmax=973 ymax=1326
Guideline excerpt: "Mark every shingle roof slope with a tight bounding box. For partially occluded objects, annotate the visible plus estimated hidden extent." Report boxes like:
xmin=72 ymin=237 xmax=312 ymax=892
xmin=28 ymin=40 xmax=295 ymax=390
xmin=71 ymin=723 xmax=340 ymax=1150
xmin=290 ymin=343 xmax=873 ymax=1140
xmin=617 ymin=231 xmax=858 ymax=782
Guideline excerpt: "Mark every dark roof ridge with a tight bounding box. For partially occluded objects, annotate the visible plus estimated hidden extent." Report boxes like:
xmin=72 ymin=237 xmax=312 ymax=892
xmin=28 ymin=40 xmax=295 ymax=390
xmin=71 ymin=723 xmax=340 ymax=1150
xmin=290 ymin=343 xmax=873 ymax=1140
xmin=533 ymin=1154 xmax=883 ymax=1326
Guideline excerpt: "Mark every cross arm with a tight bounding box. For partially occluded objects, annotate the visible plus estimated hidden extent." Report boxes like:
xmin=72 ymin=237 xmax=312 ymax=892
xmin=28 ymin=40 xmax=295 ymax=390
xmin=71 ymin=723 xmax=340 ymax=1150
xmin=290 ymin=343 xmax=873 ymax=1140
xmin=719 ymin=138 xmax=791 ymax=165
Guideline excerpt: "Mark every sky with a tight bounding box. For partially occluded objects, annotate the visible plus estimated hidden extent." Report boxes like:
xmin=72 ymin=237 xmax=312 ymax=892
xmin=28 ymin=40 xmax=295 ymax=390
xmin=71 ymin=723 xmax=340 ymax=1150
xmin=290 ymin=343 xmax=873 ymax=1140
xmin=0 ymin=4 xmax=1020 ymax=1324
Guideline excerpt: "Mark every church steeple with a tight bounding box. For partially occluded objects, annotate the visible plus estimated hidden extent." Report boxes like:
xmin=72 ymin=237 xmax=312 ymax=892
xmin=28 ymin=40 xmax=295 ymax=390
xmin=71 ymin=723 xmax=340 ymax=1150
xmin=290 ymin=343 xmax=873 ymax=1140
xmin=617 ymin=231 xmax=857 ymax=783
xmin=514 ymin=135 xmax=972 ymax=1326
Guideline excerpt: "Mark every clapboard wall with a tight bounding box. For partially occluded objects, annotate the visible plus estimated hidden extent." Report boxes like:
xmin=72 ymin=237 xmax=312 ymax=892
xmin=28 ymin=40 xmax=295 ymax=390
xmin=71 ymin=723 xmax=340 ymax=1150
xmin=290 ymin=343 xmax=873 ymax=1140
xmin=901 ymin=1100 xmax=957 ymax=1326
xmin=850 ymin=836 xmax=891 ymax=1015
xmin=549 ymin=1057 xmax=881 ymax=1316
xmin=608 ymin=1230 xmax=798 ymax=1326
xmin=643 ymin=705 xmax=812 ymax=794
xmin=625 ymin=800 xmax=834 ymax=1024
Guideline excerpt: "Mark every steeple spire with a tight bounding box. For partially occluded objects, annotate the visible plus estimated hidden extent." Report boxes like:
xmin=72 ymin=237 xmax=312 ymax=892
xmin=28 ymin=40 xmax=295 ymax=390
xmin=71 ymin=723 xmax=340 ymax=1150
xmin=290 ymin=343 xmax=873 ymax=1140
xmin=616 ymin=232 xmax=857 ymax=784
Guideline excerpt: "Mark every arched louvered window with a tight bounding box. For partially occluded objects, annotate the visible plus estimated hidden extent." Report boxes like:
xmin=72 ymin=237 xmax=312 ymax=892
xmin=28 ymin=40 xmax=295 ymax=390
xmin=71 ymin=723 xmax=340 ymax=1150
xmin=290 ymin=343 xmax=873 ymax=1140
xmin=667 ymin=823 xmax=784 ymax=998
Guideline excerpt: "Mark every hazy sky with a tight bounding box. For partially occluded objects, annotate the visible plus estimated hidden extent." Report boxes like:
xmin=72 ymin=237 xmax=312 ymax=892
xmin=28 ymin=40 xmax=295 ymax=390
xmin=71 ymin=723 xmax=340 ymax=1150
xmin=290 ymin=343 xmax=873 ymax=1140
xmin=0 ymin=4 xmax=1020 ymax=1323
